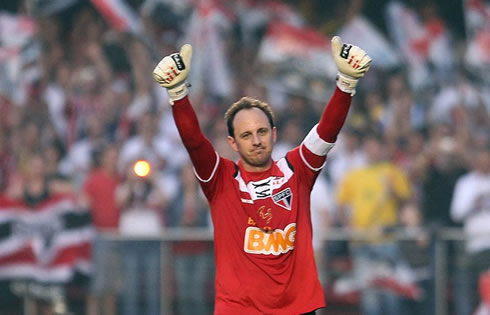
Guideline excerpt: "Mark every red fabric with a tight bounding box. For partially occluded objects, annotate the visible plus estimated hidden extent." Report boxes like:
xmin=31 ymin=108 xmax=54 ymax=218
xmin=50 ymin=242 xmax=91 ymax=266
xmin=83 ymin=169 xmax=120 ymax=229
xmin=300 ymin=143 xmax=328 ymax=170
xmin=202 ymin=151 xmax=325 ymax=314
xmin=0 ymin=246 xmax=36 ymax=264
xmin=480 ymin=271 xmax=490 ymax=304
xmin=172 ymin=97 xmax=217 ymax=181
xmin=316 ymin=88 xmax=352 ymax=143
xmin=173 ymin=241 xmax=210 ymax=255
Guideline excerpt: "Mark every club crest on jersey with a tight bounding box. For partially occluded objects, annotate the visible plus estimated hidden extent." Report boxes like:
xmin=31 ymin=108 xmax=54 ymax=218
xmin=272 ymin=187 xmax=293 ymax=210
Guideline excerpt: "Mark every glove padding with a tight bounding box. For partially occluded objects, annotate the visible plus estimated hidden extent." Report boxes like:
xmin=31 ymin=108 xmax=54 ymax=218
xmin=153 ymin=44 xmax=193 ymax=103
xmin=331 ymin=36 xmax=371 ymax=95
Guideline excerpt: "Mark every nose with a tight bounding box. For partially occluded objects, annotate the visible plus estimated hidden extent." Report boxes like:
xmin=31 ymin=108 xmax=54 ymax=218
xmin=252 ymin=133 xmax=261 ymax=146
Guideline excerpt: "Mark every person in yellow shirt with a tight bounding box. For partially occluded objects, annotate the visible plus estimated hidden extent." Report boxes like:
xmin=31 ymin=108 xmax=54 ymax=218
xmin=337 ymin=136 xmax=411 ymax=232
xmin=336 ymin=134 xmax=412 ymax=315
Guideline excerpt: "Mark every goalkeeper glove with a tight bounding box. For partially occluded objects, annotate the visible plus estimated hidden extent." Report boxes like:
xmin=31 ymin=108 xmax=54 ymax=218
xmin=331 ymin=36 xmax=371 ymax=95
xmin=153 ymin=44 xmax=193 ymax=104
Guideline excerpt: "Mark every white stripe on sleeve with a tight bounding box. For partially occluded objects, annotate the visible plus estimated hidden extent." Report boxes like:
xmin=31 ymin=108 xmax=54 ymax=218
xmin=302 ymin=124 xmax=335 ymax=156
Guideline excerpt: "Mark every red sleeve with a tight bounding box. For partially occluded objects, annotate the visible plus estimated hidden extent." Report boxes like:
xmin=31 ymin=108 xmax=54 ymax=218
xmin=172 ymin=96 xmax=218 ymax=181
xmin=316 ymin=87 xmax=352 ymax=143
xmin=299 ymin=88 xmax=352 ymax=170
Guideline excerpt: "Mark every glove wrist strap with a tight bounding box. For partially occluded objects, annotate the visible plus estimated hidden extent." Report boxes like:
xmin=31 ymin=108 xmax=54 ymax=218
xmin=167 ymin=82 xmax=190 ymax=105
xmin=336 ymin=73 xmax=358 ymax=96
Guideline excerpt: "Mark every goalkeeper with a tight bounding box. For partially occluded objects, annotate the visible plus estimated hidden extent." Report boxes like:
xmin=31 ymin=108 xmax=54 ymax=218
xmin=153 ymin=36 xmax=371 ymax=315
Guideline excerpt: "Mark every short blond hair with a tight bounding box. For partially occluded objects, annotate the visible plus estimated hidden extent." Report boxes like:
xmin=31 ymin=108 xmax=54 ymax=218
xmin=224 ymin=97 xmax=275 ymax=137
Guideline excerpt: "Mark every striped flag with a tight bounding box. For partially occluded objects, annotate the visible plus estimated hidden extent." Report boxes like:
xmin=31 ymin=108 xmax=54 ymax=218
xmin=386 ymin=1 xmax=454 ymax=89
xmin=90 ymin=0 xmax=142 ymax=33
xmin=257 ymin=21 xmax=337 ymax=102
xmin=0 ymin=194 xmax=93 ymax=284
xmin=183 ymin=0 xmax=234 ymax=99
xmin=339 ymin=16 xmax=401 ymax=70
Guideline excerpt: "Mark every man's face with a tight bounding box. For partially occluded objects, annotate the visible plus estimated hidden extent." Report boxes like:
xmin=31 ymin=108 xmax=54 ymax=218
xmin=364 ymin=137 xmax=383 ymax=164
xmin=227 ymin=108 xmax=276 ymax=171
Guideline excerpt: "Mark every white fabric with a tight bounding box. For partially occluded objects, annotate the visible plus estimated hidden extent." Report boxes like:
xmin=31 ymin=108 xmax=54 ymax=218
xmin=451 ymin=172 xmax=490 ymax=253
xmin=310 ymin=175 xmax=334 ymax=250
xmin=302 ymin=124 xmax=335 ymax=156
xmin=167 ymin=82 xmax=189 ymax=103
xmin=119 ymin=208 xmax=162 ymax=237
xmin=474 ymin=304 xmax=490 ymax=315
xmin=118 ymin=136 xmax=169 ymax=172
xmin=336 ymin=73 xmax=358 ymax=96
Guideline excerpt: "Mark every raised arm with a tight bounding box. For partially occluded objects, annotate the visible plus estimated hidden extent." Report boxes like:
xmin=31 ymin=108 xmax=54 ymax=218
xmin=152 ymin=45 xmax=218 ymax=181
xmin=301 ymin=36 xmax=372 ymax=170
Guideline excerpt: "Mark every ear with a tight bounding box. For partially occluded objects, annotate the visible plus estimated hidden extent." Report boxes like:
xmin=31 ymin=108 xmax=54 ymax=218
xmin=272 ymin=126 xmax=277 ymax=145
xmin=227 ymin=136 xmax=238 ymax=152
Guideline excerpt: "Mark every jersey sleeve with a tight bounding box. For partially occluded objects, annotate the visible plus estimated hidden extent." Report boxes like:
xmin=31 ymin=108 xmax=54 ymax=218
xmin=172 ymin=96 xmax=219 ymax=184
xmin=285 ymin=147 xmax=323 ymax=190
xmin=299 ymin=87 xmax=353 ymax=170
xmin=197 ymin=157 xmax=236 ymax=202
xmin=172 ymin=97 xmax=237 ymax=202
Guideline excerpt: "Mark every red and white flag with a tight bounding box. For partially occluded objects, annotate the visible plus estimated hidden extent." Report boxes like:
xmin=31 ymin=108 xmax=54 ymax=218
xmin=90 ymin=0 xmax=142 ymax=33
xmin=0 ymin=194 xmax=93 ymax=283
xmin=256 ymin=21 xmax=338 ymax=102
xmin=184 ymin=0 xmax=235 ymax=98
xmin=386 ymin=1 xmax=454 ymax=89
xmin=339 ymin=16 xmax=400 ymax=70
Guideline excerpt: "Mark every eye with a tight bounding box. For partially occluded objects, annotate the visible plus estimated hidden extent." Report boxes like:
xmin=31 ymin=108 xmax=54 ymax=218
xmin=240 ymin=132 xmax=251 ymax=139
xmin=258 ymin=128 xmax=268 ymax=135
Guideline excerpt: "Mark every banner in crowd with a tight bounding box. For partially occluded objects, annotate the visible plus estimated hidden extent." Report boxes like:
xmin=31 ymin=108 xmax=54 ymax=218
xmin=0 ymin=194 xmax=93 ymax=284
xmin=0 ymin=13 xmax=40 ymax=106
xmin=257 ymin=21 xmax=337 ymax=102
xmin=386 ymin=1 xmax=454 ymax=90
xmin=338 ymin=16 xmax=401 ymax=70
xmin=464 ymin=0 xmax=490 ymax=83
xmin=332 ymin=261 xmax=423 ymax=301
xmin=90 ymin=0 xmax=142 ymax=34
xmin=184 ymin=0 xmax=234 ymax=99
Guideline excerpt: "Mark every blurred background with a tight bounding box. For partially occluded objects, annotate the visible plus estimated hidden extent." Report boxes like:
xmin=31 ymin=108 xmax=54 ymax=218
xmin=0 ymin=0 xmax=489 ymax=314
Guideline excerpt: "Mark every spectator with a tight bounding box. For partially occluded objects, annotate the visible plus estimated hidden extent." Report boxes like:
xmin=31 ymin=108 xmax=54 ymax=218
xmin=116 ymin=162 xmax=168 ymax=315
xmin=118 ymin=112 xmax=168 ymax=173
xmin=168 ymin=164 xmax=213 ymax=315
xmin=398 ymin=202 xmax=431 ymax=315
xmin=327 ymin=127 xmax=366 ymax=188
xmin=6 ymin=151 xmax=50 ymax=206
xmin=451 ymin=148 xmax=490 ymax=315
xmin=422 ymin=125 xmax=467 ymax=228
xmin=60 ymin=115 xmax=108 ymax=188
xmin=82 ymin=143 xmax=121 ymax=315
xmin=336 ymin=134 xmax=412 ymax=315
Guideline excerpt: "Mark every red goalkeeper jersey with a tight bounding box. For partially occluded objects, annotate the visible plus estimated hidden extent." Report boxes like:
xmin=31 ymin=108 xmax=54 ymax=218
xmin=200 ymin=150 xmax=326 ymax=314
xmin=172 ymin=89 xmax=352 ymax=314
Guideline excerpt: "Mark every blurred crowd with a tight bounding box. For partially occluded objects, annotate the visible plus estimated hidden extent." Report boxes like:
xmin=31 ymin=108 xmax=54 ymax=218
xmin=0 ymin=0 xmax=489 ymax=314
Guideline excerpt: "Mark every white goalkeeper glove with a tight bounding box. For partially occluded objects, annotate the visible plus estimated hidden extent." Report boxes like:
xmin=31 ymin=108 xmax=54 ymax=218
xmin=152 ymin=44 xmax=192 ymax=104
xmin=331 ymin=36 xmax=371 ymax=95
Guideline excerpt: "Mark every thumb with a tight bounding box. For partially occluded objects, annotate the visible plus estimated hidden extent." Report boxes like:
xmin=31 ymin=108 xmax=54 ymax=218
xmin=180 ymin=44 xmax=193 ymax=67
xmin=331 ymin=36 xmax=342 ymax=57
